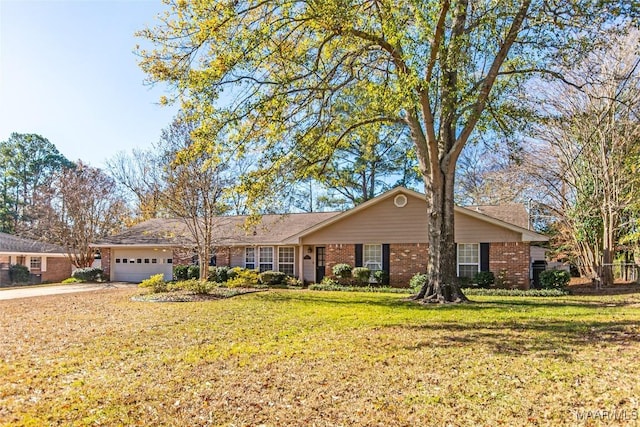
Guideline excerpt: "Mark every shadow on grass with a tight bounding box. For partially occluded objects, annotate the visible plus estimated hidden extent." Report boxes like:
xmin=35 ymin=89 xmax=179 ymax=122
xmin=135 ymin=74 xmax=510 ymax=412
xmin=260 ymin=288 xmax=640 ymax=311
xmin=259 ymin=290 xmax=640 ymax=359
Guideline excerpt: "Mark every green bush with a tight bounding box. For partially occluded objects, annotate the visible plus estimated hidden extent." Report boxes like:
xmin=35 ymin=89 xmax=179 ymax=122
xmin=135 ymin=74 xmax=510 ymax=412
xmin=352 ymin=267 xmax=371 ymax=285
xmin=139 ymin=274 xmax=167 ymax=293
xmin=72 ymin=267 xmax=104 ymax=282
xmin=463 ymin=288 xmax=568 ymax=297
xmin=187 ymin=265 xmax=200 ymax=280
xmin=61 ymin=277 xmax=81 ymax=284
xmin=332 ymin=263 xmax=352 ymax=278
xmin=309 ymin=283 xmax=410 ymax=294
xmin=226 ymin=267 xmax=244 ymax=280
xmin=319 ymin=276 xmax=340 ymax=287
xmin=208 ymin=266 xmax=229 ymax=283
xmin=472 ymin=271 xmax=495 ymax=288
xmin=539 ymin=269 xmax=570 ymax=290
xmin=180 ymin=279 xmax=216 ymax=294
xmin=457 ymin=276 xmax=472 ymax=288
xmin=260 ymin=270 xmax=287 ymax=286
xmin=409 ymin=273 xmax=428 ymax=293
xmin=225 ymin=268 xmax=260 ymax=288
xmin=173 ymin=265 xmax=189 ymax=281
xmin=373 ymin=270 xmax=388 ymax=285
xmin=9 ymin=264 xmax=30 ymax=284
xmin=286 ymin=276 xmax=304 ymax=288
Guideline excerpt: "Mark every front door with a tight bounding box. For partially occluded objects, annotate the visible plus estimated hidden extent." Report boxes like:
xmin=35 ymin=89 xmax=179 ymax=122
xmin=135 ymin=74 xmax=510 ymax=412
xmin=315 ymin=247 xmax=326 ymax=283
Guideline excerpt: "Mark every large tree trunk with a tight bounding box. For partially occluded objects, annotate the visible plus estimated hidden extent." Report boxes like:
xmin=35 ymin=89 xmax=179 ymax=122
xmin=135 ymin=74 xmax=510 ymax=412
xmin=414 ymin=167 xmax=468 ymax=303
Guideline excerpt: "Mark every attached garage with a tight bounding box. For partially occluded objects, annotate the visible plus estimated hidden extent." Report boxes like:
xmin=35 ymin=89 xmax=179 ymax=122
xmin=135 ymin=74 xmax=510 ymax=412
xmin=111 ymin=249 xmax=173 ymax=282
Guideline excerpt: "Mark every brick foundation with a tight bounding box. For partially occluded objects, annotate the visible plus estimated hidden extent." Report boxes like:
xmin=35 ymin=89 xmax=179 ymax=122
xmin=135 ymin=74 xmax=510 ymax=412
xmin=489 ymin=242 xmax=531 ymax=289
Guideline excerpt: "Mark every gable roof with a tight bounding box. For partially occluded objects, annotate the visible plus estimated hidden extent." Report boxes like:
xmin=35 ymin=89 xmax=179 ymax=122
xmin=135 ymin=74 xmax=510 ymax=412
xmin=95 ymin=187 xmax=547 ymax=247
xmin=465 ymin=204 xmax=530 ymax=229
xmin=291 ymin=187 xmax=547 ymax=242
xmin=0 ymin=232 xmax=67 ymax=254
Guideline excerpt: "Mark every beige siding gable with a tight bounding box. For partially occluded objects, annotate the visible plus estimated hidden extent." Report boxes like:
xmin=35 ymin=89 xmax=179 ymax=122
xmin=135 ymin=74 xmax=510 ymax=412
xmin=301 ymin=190 xmax=523 ymax=244
xmin=302 ymin=193 xmax=429 ymax=244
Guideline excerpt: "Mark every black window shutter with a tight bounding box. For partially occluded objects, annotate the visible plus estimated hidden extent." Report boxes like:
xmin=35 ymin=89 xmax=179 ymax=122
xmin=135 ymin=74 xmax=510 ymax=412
xmin=454 ymin=243 xmax=458 ymax=275
xmin=480 ymin=243 xmax=490 ymax=272
xmin=382 ymin=244 xmax=390 ymax=285
xmin=355 ymin=244 xmax=363 ymax=267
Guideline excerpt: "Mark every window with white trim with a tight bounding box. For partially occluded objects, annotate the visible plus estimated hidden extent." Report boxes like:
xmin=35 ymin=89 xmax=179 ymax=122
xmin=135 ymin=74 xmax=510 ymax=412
xmin=245 ymin=247 xmax=255 ymax=269
xmin=363 ymin=244 xmax=382 ymax=272
xmin=457 ymin=243 xmax=479 ymax=278
xmin=30 ymin=257 xmax=42 ymax=270
xmin=278 ymin=247 xmax=294 ymax=275
xmin=259 ymin=247 xmax=274 ymax=272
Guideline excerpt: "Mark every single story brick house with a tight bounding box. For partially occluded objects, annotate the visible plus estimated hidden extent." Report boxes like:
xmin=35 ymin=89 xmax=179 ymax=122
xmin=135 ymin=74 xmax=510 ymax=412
xmin=94 ymin=187 xmax=548 ymax=288
xmin=0 ymin=232 xmax=72 ymax=285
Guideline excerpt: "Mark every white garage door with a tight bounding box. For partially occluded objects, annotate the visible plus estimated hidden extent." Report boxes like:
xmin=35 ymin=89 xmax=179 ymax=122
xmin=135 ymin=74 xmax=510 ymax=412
xmin=112 ymin=249 xmax=173 ymax=282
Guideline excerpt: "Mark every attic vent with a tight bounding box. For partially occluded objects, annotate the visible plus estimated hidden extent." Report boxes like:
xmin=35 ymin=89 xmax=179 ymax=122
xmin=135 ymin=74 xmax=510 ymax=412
xmin=394 ymin=194 xmax=408 ymax=208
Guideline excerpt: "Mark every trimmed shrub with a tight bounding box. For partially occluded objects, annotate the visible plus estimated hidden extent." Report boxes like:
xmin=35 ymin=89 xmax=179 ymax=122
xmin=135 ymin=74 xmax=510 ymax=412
xmin=208 ymin=266 xmax=229 ymax=283
xmin=319 ymin=276 xmax=340 ymax=287
xmin=226 ymin=267 xmax=244 ymax=280
xmin=260 ymin=270 xmax=287 ymax=286
xmin=180 ymin=279 xmax=216 ymax=294
xmin=9 ymin=264 xmax=30 ymax=284
xmin=373 ymin=270 xmax=388 ymax=285
xmin=309 ymin=283 xmax=410 ymax=294
xmin=457 ymin=276 xmax=472 ymax=288
xmin=286 ymin=276 xmax=304 ymax=288
xmin=409 ymin=273 xmax=428 ymax=293
xmin=463 ymin=288 xmax=568 ymax=297
xmin=139 ymin=274 xmax=167 ymax=293
xmin=61 ymin=277 xmax=81 ymax=284
xmin=352 ymin=267 xmax=371 ymax=285
xmin=225 ymin=268 xmax=260 ymax=288
xmin=173 ymin=265 xmax=189 ymax=281
xmin=332 ymin=263 xmax=352 ymax=278
xmin=72 ymin=267 xmax=104 ymax=282
xmin=539 ymin=269 xmax=570 ymax=290
xmin=472 ymin=271 xmax=495 ymax=289
xmin=187 ymin=265 xmax=200 ymax=280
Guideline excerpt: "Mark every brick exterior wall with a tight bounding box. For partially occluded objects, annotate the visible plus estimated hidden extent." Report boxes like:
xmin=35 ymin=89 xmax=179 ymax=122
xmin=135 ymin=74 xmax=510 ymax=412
xmin=325 ymin=244 xmax=356 ymax=279
xmin=321 ymin=241 xmax=531 ymax=289
xmin=489 ymin=242 xmax=531 ymax=289
xmin=389 ymin=243 xmax=428 ymax=287
xmin=215 ymin=247 xmax=233 ymax=267
xmin=101 ymin=248 xmax=111 ymax=278
xmin=42 ymin=257 xmax=72 ymax=283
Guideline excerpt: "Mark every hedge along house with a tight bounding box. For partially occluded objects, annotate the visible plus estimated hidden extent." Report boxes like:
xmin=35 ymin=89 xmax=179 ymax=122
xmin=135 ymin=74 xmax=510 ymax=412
xmin=0 ymin=232 xmax=72 ymax=285
xmin=95 ymin=188 xmax=548 ymax=289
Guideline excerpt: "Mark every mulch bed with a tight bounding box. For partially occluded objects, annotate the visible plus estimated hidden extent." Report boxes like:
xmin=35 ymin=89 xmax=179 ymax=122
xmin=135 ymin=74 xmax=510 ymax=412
xmin=131 ymin=287 xmax=267 ymax=302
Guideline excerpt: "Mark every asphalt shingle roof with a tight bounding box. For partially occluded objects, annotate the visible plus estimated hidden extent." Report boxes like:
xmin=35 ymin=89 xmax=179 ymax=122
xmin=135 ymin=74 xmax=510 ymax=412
xmin=0 ymin=232 xmax=67 ymax=254
xmin=465 ymin=204 xmax=530 ymax=229
xmin=95 ymin=212 xmax=341 ymax=247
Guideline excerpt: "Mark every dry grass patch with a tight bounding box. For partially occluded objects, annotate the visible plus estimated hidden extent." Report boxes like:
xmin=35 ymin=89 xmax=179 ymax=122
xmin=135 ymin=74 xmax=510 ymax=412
xmin=1 ymin=288 xmax=640 ymax=426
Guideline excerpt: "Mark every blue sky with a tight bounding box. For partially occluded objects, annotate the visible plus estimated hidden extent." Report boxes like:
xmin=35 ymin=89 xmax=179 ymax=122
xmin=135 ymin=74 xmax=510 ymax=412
xmin=0 ymin=0 xmax=178 ymax=168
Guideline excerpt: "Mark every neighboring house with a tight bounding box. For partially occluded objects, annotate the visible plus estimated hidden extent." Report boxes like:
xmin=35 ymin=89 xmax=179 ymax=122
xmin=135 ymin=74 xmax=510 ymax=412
xmin=94 ymin=187 xmax=548 ymax=288
xmin=0 ymin=233 xmax=72 ymax=285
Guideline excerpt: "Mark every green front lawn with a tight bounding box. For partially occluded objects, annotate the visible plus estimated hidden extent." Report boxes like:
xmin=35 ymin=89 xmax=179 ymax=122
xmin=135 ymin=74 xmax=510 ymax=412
xmin=1 ymin=289 xmax=639 ymax=426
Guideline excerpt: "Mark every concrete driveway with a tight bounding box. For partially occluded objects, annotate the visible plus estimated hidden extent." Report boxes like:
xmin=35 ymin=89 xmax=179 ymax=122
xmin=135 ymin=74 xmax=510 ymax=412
xmin=0 ymin=282 xmax=137 ymax=300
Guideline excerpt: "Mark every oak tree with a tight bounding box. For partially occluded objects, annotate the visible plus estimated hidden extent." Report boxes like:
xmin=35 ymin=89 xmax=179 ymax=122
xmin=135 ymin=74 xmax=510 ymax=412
xmin=139 ymin=0 xmax=635 ymax=302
